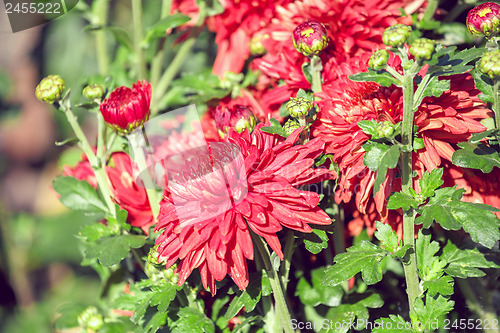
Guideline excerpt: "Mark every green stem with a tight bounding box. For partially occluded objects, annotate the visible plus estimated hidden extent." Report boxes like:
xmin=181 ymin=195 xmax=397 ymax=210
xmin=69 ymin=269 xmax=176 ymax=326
xmin=252 ymin=233 xmax=293 ymax=333
xmin=96 ymin=114 xmax=106 ymax=163
xmin=182 ymin=285 xmax=203 ymax=311
xmin=401 ymin=70 xmax=420 ymax=312
xmin=128 ymin=131 xmax=161 ymax=219
xmin=494 ymin=78 xmax=500 ymax=130
xmin=412 ymin=72 xmax=433 ymax=110
xmin=94 ymin=0 xmax=110 ymax=75
xmin=132 ymin=0 xmax=147 ymax=80
xmin=310 ymin=55 xmax=323 ymax=96
xmin=150 ymin=0 xmax=172 ymax=88
xmin=456 ymin=279 xmax=500 ymax=333
xmin=62 ymin=105 xmax=116 ymax=217
xmin=421 ymin=0 xmax=439 ymax=23
xmin=385 ymin=65 xmax=404 ymax=85
xmin=279 ymin=230 xmax=294 ymax=291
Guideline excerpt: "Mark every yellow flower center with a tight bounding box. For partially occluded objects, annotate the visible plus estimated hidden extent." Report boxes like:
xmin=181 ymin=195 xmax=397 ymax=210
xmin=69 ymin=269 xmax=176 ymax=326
xmin=478 ymin=8 xmax=492 ymax=17
xmin=301 ymin=28 xmax=315 ymax=38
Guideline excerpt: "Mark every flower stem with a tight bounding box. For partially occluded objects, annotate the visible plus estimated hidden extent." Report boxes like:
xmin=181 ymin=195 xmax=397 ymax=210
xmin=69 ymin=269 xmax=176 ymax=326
xmin=421 ymin=0 xmax=439 ymax=23
xmin=401 ymin=69 xmax=420 ymax=312
xmin=494 ymin=78 xmax=500 ymax=130
xmin=128 ymin=131 xmax=161 ymax=219
xmin=150 ymin=0 xmax=172 ymax=88
xmin=93 ymin=0 xmax=110 ymax=75
xmin=252 ymin=233 xmax=293 ymax=333
xmin=279 ymin=230 xmax=294 ymax=291
xmin=310 ymin=55 xmax=323 ymax=96
xmin=132 ymin=0 xmax=147 ymax=80
xmin=61 ymin=105 xmax=116 ymax=217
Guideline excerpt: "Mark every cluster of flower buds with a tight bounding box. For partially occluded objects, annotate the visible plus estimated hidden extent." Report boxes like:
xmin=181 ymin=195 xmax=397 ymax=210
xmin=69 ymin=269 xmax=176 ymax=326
xmin=99 ymin=80 xmax=152 ymax=135
xmin=409 ymin=38 xmax=435 ymax=61
xmin=292 ymin=20 xmax=329 ymax=57
xmin=368 ymin=49 xmax=390 ymax=70
xmin=372 ymin=121 xmax=396 ymax=139
xmin=35 ymin=74 xmax=66 ymax=104
xmin=466 ymin=2 xmax=500 ymax=38
xmin=479 ymin=49 xmax=500 ymax=79
xmin=214 ymin=104 xmax=257 ymax=138
xmin=382 ymin=24 xmax=412 ymax=48
xmin=286 ymin=97 xmax=313 ymax=117
xmin=145 ymin=247 xmax=179 ymax=284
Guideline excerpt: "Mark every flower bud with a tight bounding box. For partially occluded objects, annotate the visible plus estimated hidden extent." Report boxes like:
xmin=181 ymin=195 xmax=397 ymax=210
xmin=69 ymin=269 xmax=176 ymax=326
xmin=283 ymin=119 xmax=301 ymax=136
xmin=409 ymin=38 xmax=435 ymax=61
xmin=292 ymin=20 xmax=329 ymax=57
xmin=250 ymin=34 xmax=268 ymax=56
xmin=100 ymin=80 xmax=152 ymax=135
xmin=83 ymin=83 xmax=106 ymax=100
xmin=78 ymin=306 xmax=103 ymax=330
xmin=479 ymin=49 xmax=500 ymax=79
xmin=373 ymin=121 xmax=395 ymax=139
xmin=286 ymin=97 xmax=313 ymax=117
xmin=35 ymin=75 xmax=65 ymax=104
xmin=466 ymin=2 xmax=500 ymax=38
xmin=214 ymin=104 xmax=257 ymax=138
xmin=382 ymin=24 xmax=412 ymax=48
xmin=368 ymin=49 xmax=390 ymax=70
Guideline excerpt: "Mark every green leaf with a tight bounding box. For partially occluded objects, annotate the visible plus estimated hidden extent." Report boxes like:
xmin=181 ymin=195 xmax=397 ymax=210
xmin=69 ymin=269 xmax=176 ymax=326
xmin=144 ymin=311 xmax=168 ymax=333
xmin=79 ymin=223 xmax=114 ymax=242
xmin=372 ymin=315 xmax=417 ymax=333
xmin=419 ymin=168 xmax=444 ymax=199
xmin=413 ymin=137 xmax=424 ymax=152
xmin=296 ymin=88 xmax=314 ymax=102
xmin=363 ymin=143 xmax=400 ymax=193
xmin=224 ymin=272 xmax=265 ymax=318
xmin=387 ymin=192 xmax=420 ymax=211
xmin=349 ymin=69 xmax=401 ymax=87
xmin=143 ymin=14 xmax=191 ymax=45
xmin=303 ymin=229 xmax=330 ymax=254
xmin=260 ymin=118 xmax=288 ymax=137
xmin=473 ymin=68 xmax=494 ymax=103
xmin=358 ymin=120 xmax=379 ymax=137
xmin=84 ymin=25 xmax=134 ymax=51
xmin=174 ymin=70 xmax=230 ymax=102
xmin=452 ymin=142 xmax=500 ymax=173
xmin=469 ymin=129 xmax=500 ymax=144
xmin=322 ymin=241 xmax=385 ymax=286
xmin=150 ymin=283 xmax=178 ymax=312
xmin=52 ymin=176 xmax=108 ymax=213
xmin=374 ymin=221 xmax=399 ymax=252
xmin=420 ymin=77 xmax=450 ymax=100
xmin=232 ymin=316 xmax=264 ymax=333
xmin=85 ymin=234 xmax=146 ymax=266
xmin=416 ymin=186 xmax=500 ymax=248
xmin=295 ymin=268 xmax=343 ymax=307
xmin=416 ymin=230 xmax=445 ymax=282
xmin=411 ymin=294 xmax=454 ymax=330
xmin=436 ymin=23 xmax=475 ymax=45
xmin=440 ymin=240 xmax=500 ymax=278
xmin=169 ymin=308 xmax=214 ymax=333
xmin=422 ymin=275 xmax=454 ymax=296
xmin=320 ymin=293 xmax=383 ymax=333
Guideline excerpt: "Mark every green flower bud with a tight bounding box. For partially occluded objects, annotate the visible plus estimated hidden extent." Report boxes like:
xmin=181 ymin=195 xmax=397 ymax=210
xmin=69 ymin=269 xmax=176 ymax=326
xmin=409 ymin=38 xmax=435 ymax=61
xmin=35 ymin=75 xmax=65 ymax=104
xmin=83 ymin=83 xmax=106 ymax=100
xmin=78 ymin=306 xmax=102 ymax=330
xmin=250 ymin=34 xmax=268 ymax=56
xmin=382 ymin=24 xmax=412 ymax=48
xmin=374 ymin=121 xmax=395 ymax=139
xmin=283 ymin=119 xmax=301 ymax=136
xmin=479 ymin=49 xmax=500 ymax=79
xmin=368 ymin=49 xmax=390 ymax=70
xmin=286 ymin=97 xmax=313 ymax=117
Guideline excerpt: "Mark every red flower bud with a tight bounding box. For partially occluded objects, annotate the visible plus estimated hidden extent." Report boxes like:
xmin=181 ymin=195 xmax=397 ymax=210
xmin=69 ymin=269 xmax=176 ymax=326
xmin=467 ymin=2 xmax=500 ymax=38
xmin=214 ymin=104 xmax=257 ymax=137
xmin=100 ymin=80 xmax=152 ymax=135
xmin=292 ymin=20 xmax=329 ymax=57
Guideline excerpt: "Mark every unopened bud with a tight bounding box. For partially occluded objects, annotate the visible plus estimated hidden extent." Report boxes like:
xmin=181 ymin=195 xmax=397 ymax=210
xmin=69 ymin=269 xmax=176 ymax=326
xmin=215 ymin=105 xmax=257 ymax=137
xmin=479 ymin=49 xmax=500 ymax=79
xmin=368 ymin=49 xmax=390 ymax=70
xmin=83 ymin=84 xmax=106 ymax=100
xmin=382 ymin=24 xmax=412 ymax=48
xmin=466 ymin=2 xmax=500 ymax=38
xmin=292 ymin=20 xmax=329 ymax=57
xmin=286 ymin=97 xmax=313 ymax=118
xmin=250 ymin=34 xmax=268 ymax=56
xmin=35 ymin=75 xmax=65 ymax=104
xmin=283 ymin=119 xmax=301 ymax=136
xmin=409 ymin=38 xmax=435 ymax=61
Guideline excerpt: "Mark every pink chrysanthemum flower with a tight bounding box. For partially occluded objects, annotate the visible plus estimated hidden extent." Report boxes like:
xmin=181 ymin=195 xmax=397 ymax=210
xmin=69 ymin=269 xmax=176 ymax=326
xmin=154 ymin=125 xmax=335 ymax=294
xmin=312 ymin=54 xmax=492 ymax=235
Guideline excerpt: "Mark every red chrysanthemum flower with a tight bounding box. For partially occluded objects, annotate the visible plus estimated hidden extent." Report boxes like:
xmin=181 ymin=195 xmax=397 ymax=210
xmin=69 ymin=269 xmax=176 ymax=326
xmin=154 ymin=125 xmax=335 ymax=294
xmin=63 ymin=152 xmax=155 ymax=234
xmin=100 ymin=80 xmax=152 ymax=134
xmin=312 ymin=54 xmax=492 ymax=235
